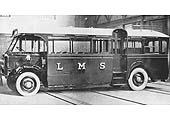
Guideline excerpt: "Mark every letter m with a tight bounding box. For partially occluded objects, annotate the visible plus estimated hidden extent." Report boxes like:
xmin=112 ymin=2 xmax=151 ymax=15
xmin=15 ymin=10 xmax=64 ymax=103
xmin=78 ymin=62 xmax=86 ymax=70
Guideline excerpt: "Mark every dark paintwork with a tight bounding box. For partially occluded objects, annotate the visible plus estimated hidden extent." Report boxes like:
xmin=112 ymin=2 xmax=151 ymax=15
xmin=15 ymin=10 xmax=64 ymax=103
xmin=126 ymin=54 xmax=169 ymax=80
xmin=47 ymin=54 xmax=113 ymax=86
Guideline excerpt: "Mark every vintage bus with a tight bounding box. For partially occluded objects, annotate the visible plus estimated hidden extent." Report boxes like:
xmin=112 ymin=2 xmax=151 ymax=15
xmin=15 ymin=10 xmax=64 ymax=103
xmin=0 ymin=27 xmax=169 ymax=96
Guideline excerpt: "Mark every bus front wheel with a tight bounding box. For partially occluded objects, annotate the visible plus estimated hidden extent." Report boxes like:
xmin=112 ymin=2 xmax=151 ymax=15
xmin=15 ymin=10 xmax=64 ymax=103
xmin=128 ymin=68 xmax=148 ymax=91
xmin=16 ymin=72 xmax=40 ymax=96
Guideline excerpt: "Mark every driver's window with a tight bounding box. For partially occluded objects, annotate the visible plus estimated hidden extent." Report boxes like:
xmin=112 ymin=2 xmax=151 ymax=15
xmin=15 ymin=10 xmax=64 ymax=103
xmin=13 ymin=39 xmax=20 ymax=52
xmin=13 ymin=35 xmax=47 ymax=53
xmin=22 ymin=40 xmax=33 ymax=52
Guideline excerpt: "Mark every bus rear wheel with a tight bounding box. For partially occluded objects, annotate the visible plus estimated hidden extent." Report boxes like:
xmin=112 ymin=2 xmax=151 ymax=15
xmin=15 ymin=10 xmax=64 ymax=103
xmin=16 ymin=72 xmax=40 ymax=96
xmin=128 ymin=68 xmax=148 ymax=91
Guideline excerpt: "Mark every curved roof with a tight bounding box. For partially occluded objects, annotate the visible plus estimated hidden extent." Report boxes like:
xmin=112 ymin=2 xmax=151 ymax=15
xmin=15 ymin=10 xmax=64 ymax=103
xmin=18 ymin=27 xmax=114 ymax=36
xmin=16 ymin=27 xmax=169 ymax=38
xmin=126 ymin=29 xmax=169 ymax=38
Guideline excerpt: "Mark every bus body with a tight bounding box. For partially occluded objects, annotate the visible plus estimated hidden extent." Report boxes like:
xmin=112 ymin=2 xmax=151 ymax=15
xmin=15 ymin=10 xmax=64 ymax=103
xmin=0 ymin=27 xmax=169 ymax=96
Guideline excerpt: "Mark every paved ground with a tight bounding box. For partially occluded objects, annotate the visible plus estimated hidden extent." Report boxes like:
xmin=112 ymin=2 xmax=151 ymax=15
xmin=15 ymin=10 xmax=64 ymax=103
xmin=0 ymin=80 xmax=170 ymax=105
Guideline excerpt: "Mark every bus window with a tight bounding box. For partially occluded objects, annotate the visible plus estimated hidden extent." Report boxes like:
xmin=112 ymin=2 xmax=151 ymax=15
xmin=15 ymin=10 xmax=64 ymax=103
xmin=48 ymin=40 xmax=70 ymax=54
xmin=134 ymin=41 xmax=142 ymax=54
xmin=117 ymin=40 xmax=127 ymax=54
xmin=12 ymin=35 xmax=46 ymax=53
xmin=92 ymin=39 xmax=112 ymax=53
xmin=154 ymin=41 xmax=159 ymax=53
xmin=127 ymin=40 xmax=142 ymax=54
xmin=92 ymin=40 xmax=97 ymax=53
xmin=103 ymin=40 xmax=108 ymax=52
xmin=144 ymin=39 xmax=168 ymax=54
xmin=162 ymin=40 xmax=168 ymax=53
xmin=103 ymin=40 xmax=111 ymax=53
xmin=73 ymin=41 xmax=90 ymax=53
xmin=54 ymin=41 xmax=70 ymax=53
xmin=112 ymin=41 xmax=115 ymax=54
xmin=22 ymin=40 xmax=33 ymax=52
xmin=40 ymin=40 xmax=47 ymax=52
xmin=117 ymin=41 xmax=121 ymax=54
xmin=48 ymin=40 xmax=54 ymax=54
xmin=13 ymin=39 xmax=20 ymax=52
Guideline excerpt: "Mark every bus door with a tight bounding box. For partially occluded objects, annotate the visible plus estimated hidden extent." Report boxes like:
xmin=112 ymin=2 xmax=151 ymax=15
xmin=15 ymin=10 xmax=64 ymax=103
xmin=112 ymin=29 xmax=127 ymax=75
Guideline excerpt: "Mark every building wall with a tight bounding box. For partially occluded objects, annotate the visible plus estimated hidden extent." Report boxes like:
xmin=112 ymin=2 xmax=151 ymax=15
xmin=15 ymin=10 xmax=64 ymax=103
xmin=81 ymin=15 xmax=170 ymax=35
xmin=0 ymin=35 xmax=10 ymax=56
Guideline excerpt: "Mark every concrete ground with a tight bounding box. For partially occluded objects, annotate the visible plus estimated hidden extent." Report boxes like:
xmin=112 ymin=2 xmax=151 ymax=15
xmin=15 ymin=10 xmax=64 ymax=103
xmin=0 ymin=77 xmax=170 ymax=105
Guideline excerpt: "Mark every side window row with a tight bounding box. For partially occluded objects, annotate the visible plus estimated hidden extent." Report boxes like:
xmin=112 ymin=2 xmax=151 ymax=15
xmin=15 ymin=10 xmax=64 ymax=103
xmin=48 ymin=40 xmax=113 ymax=54
xmin=126 ymin=40 xmax=168 ymax=54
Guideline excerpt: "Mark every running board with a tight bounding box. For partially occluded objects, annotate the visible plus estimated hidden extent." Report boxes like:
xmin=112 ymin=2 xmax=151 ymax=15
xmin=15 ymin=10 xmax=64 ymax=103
xmin=111 ymin=71 xmax=126 ymax=85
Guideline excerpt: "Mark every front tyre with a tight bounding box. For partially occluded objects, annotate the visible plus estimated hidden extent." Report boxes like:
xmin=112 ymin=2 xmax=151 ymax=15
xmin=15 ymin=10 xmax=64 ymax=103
xmin=128 ymin=68 xmax=148 ymax=91
xmin=16 ymin=72 xmax=40 ymax=96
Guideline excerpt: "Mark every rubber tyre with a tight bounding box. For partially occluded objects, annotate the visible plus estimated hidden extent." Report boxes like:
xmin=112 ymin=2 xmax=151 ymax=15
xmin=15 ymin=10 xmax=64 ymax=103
xmin=128 ymin=68 xmax=148 ymax=91
xmin=16 ymin=72 xmax=40 ymax=96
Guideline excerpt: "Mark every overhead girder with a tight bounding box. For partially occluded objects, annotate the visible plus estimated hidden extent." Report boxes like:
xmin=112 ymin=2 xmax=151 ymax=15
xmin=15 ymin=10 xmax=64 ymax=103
xmin=83 ymin=15 xmax=166 ymax=28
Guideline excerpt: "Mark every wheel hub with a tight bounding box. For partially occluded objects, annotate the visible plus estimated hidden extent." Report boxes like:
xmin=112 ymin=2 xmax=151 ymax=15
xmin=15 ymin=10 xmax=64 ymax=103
xmin=133 ymin=73 xmax=144 ymax=86
xmin=24 ymin=81 xmax=33 ymax=89
xmin=135 ymin=74 xmax=142 ymax=82
xmin=22 ymin=78 xmax=35 ymax=91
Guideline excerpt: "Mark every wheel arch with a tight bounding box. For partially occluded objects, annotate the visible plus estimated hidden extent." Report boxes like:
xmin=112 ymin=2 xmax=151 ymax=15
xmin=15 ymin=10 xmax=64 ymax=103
xmin=16 ymin=65 xmax=48 ymax=87
xmin=127 ymin=61 xmax=152 ymax=81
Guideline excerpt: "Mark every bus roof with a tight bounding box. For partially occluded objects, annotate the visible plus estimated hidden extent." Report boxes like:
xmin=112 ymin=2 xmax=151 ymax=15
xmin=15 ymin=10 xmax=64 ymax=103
xmin=126 ymin=29 xmax=169 ymax=38
xmin=18 ymin=27 xmax=114 ymax=36
xmin=16 ymin=27 xmax=169 ymax=38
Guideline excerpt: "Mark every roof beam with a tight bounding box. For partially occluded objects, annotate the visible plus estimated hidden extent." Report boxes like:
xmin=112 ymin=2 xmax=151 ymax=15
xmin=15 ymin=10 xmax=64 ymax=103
xmin=95 ymin=15 xmax=166 ymax=28
xmin=95 ymin=15 xmax=143 ymax=28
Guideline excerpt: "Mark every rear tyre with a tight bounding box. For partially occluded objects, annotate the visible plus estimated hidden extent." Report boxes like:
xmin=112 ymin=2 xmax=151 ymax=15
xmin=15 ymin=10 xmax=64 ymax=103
xmin=128 ymin=68 xmax=148 ymax=91
xmin=16 ymin=72 xmax=40 ymax=96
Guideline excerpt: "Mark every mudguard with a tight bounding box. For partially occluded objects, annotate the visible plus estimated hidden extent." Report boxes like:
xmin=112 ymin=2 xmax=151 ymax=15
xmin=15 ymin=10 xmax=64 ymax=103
xmin=15 ymin=65 xmax=48 ymax=87
xmin=127 ymin=61 xmax=145 ymax=79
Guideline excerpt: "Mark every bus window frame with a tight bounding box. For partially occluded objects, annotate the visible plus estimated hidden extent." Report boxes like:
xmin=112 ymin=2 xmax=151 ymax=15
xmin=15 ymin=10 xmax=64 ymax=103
xmin=47 ymin=36 xmax=113 ymax=55
xmin=143 ymin=37 xmax=169 ymax=54
xmin=127 ymin=36 xmax=143 ymax=54
xmin=126 ymin=36 xmax=169 ymax=55
xmin=9 ymin=34 xmax=47 ymax=54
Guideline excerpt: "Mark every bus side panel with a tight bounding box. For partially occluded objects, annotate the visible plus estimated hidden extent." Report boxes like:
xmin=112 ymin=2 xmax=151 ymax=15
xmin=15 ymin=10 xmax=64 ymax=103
xmin=47 ymin=54 xmax=113 ymax=87
xmin=127 ymin=54 xmax=169 ymax=80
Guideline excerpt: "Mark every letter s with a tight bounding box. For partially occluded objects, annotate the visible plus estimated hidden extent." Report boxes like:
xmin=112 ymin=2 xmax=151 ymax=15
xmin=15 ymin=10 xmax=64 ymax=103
xmin=100 ymin=62 xmax=105 ymax=70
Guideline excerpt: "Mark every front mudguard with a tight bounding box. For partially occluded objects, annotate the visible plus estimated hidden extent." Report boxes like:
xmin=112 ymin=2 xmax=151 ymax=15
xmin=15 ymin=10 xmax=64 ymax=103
xmin=16 ymin=65 xmax=48 ymax=87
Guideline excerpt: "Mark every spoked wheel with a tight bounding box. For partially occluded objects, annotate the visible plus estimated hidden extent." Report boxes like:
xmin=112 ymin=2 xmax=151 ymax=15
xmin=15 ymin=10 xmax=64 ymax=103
xmin=16 ymin=72 xmax=40 ymax=96
xmin=128 ymin=68 xmax=148 ymax=91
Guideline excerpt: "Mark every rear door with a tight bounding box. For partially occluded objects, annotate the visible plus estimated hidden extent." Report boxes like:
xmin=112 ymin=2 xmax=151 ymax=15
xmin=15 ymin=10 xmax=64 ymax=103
xmin=112 ymin=29 xmax=127 ymax=73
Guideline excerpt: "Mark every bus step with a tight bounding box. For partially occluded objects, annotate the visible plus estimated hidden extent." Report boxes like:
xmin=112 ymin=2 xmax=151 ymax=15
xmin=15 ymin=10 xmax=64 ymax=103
xmin=113 ymin=77 xmax=124 ymax=80
xmin=112 ymin=71 xmax=123 ymax=74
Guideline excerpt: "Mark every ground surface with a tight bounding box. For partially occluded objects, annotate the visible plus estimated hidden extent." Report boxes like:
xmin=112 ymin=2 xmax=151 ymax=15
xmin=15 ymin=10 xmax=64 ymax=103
xmin=0 ymin=80 xmax=170 ymax=105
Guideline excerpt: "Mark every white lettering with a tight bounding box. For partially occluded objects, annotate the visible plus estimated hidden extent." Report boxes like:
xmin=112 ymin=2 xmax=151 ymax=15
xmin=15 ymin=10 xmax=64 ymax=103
xmin=26 ymin=54 xmax=31 ymax=61
xmin=56 ymin=63 xmax=63 ymax=71
xmin=78 ymin=62 xmax=86 ymax=70
xmin=100 ymin=62 xmax=105 ymax=70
